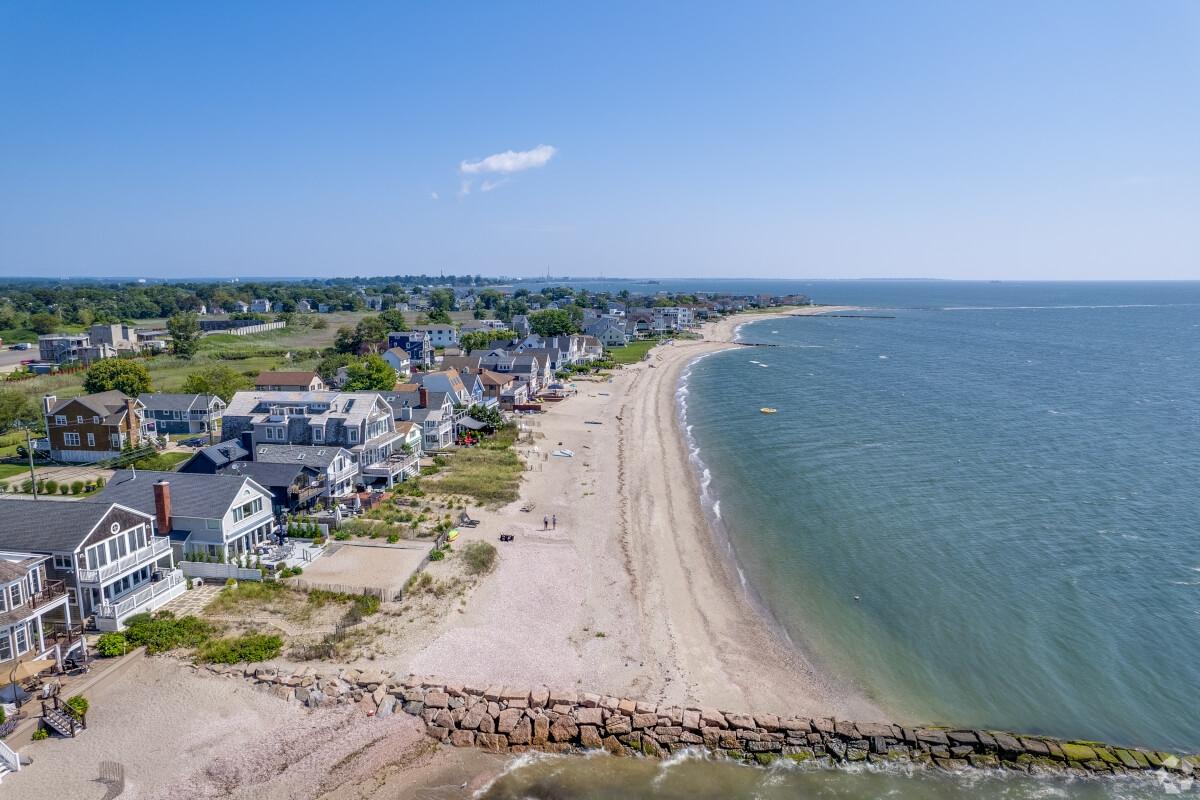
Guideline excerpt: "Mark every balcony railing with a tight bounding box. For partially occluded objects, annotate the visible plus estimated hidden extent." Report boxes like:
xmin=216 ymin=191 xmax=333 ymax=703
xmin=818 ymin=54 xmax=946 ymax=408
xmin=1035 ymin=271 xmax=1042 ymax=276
xmin=95 ymin=569 xmax=184 ymax=621
xmin=76 ymin=536 xmax=172 ymax=584
xmin=0 ymin=580 xmax=68 ymax=628
xmin=363 ymin=452 xmax=419 ymax=477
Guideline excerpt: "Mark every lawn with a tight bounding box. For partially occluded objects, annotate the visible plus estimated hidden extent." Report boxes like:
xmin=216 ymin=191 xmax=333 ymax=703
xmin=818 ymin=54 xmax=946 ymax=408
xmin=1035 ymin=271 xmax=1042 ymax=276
xmin=605 ymin=338 xmax=659 ymax=365
xmin=0 ymin=463 xmax=29 ymax=480
xmin=427 ymin=424 xmax=523 ymax=506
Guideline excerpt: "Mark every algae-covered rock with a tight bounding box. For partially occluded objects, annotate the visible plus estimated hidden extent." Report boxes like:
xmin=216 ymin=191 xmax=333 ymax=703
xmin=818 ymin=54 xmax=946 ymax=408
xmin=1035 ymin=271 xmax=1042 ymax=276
xmin=1059 ymin=743 xmax=1097 ymax=762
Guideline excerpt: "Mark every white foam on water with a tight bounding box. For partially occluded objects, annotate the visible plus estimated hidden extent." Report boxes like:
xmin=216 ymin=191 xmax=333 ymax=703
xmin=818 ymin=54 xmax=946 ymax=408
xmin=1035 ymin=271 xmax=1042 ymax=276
xmin=712 ymin=500 xmax=721 ymax=519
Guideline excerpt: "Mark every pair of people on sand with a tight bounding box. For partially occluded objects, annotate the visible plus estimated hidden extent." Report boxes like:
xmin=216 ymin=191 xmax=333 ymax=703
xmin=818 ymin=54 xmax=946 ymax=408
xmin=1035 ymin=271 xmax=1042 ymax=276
xmin=542 ymin=514 xmax=557 ymax=530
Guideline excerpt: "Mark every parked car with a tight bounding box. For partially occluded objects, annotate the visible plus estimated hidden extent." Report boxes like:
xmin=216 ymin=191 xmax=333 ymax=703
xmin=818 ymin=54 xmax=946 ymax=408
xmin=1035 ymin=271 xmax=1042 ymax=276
xmin=12 ymin=342 xmax=32 ymax=350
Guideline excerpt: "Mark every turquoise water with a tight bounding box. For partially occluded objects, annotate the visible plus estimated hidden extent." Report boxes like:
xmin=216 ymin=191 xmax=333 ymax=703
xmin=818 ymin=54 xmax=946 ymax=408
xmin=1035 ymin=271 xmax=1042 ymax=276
xmin=479 ymin=751 xmax=1181 ymax=799
xmin=683 ymin=284 xmax=1200 ymax=752
xmin=480 ymin=282 xmax=1200 ymax=798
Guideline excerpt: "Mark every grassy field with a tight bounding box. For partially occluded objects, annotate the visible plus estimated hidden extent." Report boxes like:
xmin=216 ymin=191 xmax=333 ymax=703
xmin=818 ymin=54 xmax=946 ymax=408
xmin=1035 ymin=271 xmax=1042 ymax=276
xmin=605 ymin=338 xmax=659 ymax=365
xmin=0 ymin=463 xmax=28 ymax=480
xmin=427 ymin=424 xmax=523 ymax=506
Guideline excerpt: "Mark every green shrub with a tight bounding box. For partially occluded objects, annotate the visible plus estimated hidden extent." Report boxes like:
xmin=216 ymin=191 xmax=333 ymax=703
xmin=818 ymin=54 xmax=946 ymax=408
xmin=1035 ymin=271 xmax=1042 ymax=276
xmin=58 ymin=484 xmax=70 ymax=495
xmin=96 ymin=632 xmax=128 ymax=657
xmin=386 ymin=533 xmax=399 ymax=544
xmin=44 ymin=479 xmax=58 ymax=494
xmin=0 ymin=705 xmax=5 ymax=725
xmin=461 ymin=541 xmax=497 ymax=575
xmin=427 ymin=548 xmax=445 ymax=562
xmin=65 ymin=695 xmax=89 ymax=720
xmin=123 ymin=611 xmax=214 ymax=654
xmin=71 ymin=480 xmax=84 ymax=495
xmin=196 ymin=633 xmax=283 ymax=664
xmin=31 ymin=726 xmax=49 ymax=741
xmin=95 ymin=475 xmax=106 ymax=488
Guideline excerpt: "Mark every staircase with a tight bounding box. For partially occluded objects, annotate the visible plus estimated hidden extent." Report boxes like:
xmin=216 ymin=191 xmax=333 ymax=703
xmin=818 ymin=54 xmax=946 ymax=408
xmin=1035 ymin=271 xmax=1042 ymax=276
xmin=40 ymin=696 xmax=85 ymax=738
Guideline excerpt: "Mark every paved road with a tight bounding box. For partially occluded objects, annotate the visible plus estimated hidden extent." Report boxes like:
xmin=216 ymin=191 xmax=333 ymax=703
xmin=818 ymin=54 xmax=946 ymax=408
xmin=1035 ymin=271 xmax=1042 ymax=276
xmin=0 ymin=346 xmax=34 ymax=374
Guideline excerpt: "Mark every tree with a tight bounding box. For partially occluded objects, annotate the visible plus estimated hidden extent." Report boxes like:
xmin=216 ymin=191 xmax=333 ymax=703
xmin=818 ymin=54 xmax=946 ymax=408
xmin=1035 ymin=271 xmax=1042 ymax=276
xmin=377 ymin=309 xmax=410 ymax=332
xmin=166 ymin=312 xmax=202 ymax=358
xmin=334 ymin=316 xmax=389 ymax=354
xmin=341 ymin=355 xmax=397 ymax=391
xmin=529 ymin=309 xmax=577 ymax=337
xmin=0 ymin=390 xmax=39 ymax=434
xmin=181 ymin=364 xmax=252 ymax=403
xmin=83 ymin=359 xmax=152 ymax=396
xmin=29 ymin=312 xmax=60 ymax=335
xmin=465 ymin=403 xmax=503 ymax=430
xmin=459 ymin=329 xmax=514 ymax=353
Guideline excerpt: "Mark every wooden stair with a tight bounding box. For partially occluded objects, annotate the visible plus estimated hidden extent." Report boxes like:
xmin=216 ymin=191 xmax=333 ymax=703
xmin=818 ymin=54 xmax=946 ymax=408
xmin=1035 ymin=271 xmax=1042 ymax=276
xmin=42 ymin=706 xmax=79 ymax=737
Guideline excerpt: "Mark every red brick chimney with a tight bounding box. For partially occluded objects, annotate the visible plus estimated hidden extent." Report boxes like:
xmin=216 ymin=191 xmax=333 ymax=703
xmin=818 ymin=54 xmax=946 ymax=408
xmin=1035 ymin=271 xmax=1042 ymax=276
xmin=418 ymin=387 xmax=428 ymax=407
xmin=153 ymin=480 xmax=172 ymax=534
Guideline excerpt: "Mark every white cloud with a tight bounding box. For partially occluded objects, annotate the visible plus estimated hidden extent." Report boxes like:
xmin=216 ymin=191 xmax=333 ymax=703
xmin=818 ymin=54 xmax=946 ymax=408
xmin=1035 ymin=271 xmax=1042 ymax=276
xmin=430 ymin=191 xmax=439 ymax=200
xmin=480 ymin=178 xmax=510 ymax=193
xmin=457 ymin=179 xmax=472 ymax=199
xmin=460 ymin=144 xmax=557 ymax=175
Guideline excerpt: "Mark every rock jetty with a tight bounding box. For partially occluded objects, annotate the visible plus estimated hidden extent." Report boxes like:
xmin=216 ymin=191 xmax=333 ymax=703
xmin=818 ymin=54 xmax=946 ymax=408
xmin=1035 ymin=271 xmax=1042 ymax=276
xmin=198 ymin=663 xmax=1200 ymax=780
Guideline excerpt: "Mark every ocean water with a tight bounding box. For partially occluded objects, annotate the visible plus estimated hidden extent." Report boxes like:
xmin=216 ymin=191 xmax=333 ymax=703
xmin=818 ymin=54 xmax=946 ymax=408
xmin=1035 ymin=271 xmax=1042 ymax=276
xmin=479 ymin=282 xmax=1200 ymax=798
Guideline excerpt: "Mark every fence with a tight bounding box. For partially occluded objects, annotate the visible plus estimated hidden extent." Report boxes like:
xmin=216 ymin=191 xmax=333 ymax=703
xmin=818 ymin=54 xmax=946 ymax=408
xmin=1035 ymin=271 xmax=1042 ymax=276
xmin=288 ymin=579 xmax=399 ymax=602
xmin=178 ymin=562 xmax=264 ymax=582
xmin=99 ymin=761 xmax=125 ymax=799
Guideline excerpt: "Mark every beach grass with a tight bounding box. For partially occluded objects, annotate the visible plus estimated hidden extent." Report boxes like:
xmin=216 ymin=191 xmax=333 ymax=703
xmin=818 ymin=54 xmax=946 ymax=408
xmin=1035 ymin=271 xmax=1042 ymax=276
xmin=605 ymin=339 xmax=659 ymax=365
xmin=427 ymin=424 xmax=522 ymax=506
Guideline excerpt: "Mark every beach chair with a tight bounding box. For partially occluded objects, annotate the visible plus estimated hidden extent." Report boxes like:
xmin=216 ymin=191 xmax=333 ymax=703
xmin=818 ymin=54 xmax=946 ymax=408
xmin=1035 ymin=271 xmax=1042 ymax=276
xmin=458 ymin=510 xmax=480 ymax=528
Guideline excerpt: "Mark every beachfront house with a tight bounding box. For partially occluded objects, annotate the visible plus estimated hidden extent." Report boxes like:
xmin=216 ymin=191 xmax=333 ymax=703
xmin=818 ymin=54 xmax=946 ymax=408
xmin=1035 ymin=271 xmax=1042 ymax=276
xmin=252 ymin=444 xmax=361 ymax=497
xmin=0 ymin=551 xmax=74 ymax=675
xmin=0 ymin=499 xmax=182 ymax=633
xmin=218 ymin=460 xmax=326 ymax=514
xmin=138 ymin=393 xmax=226 ymax=437
xmin=178 ymin=439 xmax=251 ymax=474
xmin=222 ymin=390 xmax=414 ymax=488
xmin=98 ymin=471 xmax=276 ymax=562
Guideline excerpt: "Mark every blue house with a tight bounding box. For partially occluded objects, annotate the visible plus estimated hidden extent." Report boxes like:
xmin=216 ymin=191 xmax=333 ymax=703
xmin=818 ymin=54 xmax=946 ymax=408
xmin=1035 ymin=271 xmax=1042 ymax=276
xmin=387 ymin=331 xmax=434 ymax=369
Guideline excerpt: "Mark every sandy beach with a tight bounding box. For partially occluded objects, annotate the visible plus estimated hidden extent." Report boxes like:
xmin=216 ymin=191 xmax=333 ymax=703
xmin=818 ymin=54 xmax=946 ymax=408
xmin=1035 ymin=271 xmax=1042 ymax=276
xmin=403 ymin=306 xmax=881 ymax=718
xmin=6 ymin=307 xmax=881 ymax=799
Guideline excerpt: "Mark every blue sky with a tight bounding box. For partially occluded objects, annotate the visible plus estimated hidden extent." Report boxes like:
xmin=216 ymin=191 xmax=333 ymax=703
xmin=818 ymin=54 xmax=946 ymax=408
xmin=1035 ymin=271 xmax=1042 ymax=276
xmin=1 ymin=1 xmax=1197 ymax=280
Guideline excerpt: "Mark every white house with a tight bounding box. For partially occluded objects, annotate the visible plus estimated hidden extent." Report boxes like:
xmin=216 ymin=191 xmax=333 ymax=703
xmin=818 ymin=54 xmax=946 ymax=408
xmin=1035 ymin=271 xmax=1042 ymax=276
xmin=415 ymin=324 xmax=459 ymax=348
xmin=99 ymin=471 xmax=277 ymax=562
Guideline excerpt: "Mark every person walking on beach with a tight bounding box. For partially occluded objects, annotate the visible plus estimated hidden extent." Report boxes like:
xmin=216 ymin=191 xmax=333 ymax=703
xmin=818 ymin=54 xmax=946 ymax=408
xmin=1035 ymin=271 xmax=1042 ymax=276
xmin=543 ymin=515 xmax=549 ymax=530
xmin=552 ymin=514 xmax=557 ymax=530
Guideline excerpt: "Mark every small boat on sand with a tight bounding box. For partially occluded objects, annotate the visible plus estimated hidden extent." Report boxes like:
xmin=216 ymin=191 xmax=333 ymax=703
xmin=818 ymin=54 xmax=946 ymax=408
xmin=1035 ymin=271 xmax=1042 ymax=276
xmin=760 ymin=407 xmax=778 ymax=414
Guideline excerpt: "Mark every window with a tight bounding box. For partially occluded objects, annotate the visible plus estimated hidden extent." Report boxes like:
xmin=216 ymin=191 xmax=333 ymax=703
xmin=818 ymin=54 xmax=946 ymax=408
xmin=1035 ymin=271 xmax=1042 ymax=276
xmin=54 ymin=555 xmax=74 ymax=571
xmin=64 ymin=432 xmax=80 ymax=447
xmin=9 ymin=584 xmax=21 ymax=609
xmin=111 ymin=434 xmax=121 ymax=448
xmin=313 ymin=426 xmax=323 ymax=442
xmin=206 ymin=518 xmax=220 ymax=529
xmin=54 ymin=415 xmax=66 ymax=426
xmin=76 ymin=415 xmax=84 ymax=424
xmin=87 ymin=432 xmax=96 ymax=447
xmin=93 ymin=416 xmax=100 ymax=424
xmin=348 ymin=428 xmax=359 ymax=443
xmin=276 ymin=426 xmax=285 ymax=440
xmin=0 ymin=633 xmax=10 ymax=662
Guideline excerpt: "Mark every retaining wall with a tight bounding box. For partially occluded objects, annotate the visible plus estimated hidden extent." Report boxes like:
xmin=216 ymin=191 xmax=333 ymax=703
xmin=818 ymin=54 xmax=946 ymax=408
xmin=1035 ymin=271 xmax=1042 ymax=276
xmin=197 ymin=663 xmax=1200 ymax=781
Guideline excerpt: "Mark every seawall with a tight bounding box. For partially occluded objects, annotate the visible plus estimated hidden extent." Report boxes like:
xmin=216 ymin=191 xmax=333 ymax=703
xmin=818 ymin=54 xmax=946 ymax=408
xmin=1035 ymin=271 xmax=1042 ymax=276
xmin=196 ymin=662 xmax=1199 ymax=782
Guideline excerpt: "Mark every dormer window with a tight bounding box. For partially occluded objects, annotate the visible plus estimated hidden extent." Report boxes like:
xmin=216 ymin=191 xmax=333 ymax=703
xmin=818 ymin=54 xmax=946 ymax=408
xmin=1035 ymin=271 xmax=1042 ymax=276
xmin=348 ymin=428 xmax=359 ymax=443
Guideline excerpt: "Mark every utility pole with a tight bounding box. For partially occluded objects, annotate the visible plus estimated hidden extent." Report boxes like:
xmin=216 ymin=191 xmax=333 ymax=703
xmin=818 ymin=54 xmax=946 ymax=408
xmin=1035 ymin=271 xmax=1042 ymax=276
xmin=24 ymin=426 xmax=38 ymax=499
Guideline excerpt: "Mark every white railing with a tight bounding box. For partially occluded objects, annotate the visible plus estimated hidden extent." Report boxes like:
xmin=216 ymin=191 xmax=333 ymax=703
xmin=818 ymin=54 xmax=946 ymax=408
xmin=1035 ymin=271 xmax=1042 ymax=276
xmin=95 ymin=569 xmax=184 ymax=620
xmin=178 ymin=562 xmax=263 ymax=582
xmin=76 ymin=537 xmax=172 ymax=584
xmin=0 ymin=740 xmax=19 ymax=775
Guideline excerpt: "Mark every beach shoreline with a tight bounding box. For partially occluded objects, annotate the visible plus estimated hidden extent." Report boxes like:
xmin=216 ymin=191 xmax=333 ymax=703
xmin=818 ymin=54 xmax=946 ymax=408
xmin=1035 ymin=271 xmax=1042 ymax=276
xmin=613 ymin=305 xmax=883 ymax=718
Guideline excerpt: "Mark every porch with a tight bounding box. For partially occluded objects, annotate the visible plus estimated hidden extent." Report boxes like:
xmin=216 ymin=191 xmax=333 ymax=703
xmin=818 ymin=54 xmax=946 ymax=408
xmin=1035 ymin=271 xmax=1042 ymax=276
xmin=93 ymin=569 xmax=186 ymax=632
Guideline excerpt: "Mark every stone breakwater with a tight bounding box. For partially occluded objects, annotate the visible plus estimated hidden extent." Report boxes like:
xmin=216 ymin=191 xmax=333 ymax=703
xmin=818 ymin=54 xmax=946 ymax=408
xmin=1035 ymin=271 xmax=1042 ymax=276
xmin=197 ymin=663 xmax=1200 ymax=781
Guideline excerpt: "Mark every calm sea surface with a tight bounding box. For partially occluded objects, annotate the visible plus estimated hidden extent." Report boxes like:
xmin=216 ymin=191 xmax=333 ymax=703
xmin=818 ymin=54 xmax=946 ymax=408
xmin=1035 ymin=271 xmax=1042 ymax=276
xmin=481 ymin=281 xmax=1200 ymax=798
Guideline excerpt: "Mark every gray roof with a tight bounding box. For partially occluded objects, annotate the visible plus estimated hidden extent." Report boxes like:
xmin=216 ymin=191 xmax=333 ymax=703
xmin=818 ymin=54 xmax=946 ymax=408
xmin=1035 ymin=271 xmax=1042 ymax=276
xmin=253 ymin=444 xmax=351 ymax=469
xmin=99 ymin=470 xmax=262 ymax=519
xmin=48 ymin=390 xmax=134 ymax=420
xmin=0 ymin=499 xmax=149 ymax=553
xmin=191 ymin=439 xmax=250 ymax=468
xmin=139 ymin=393 xmax=220 ymax=413
xmin=220 ymin=460 xmax=318 ymax=488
